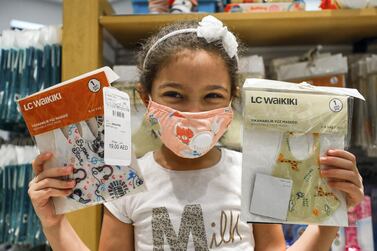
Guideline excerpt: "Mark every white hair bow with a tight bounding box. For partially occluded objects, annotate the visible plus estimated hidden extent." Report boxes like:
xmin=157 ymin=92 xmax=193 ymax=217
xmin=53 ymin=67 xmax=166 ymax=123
xmin=197 ymin=15 xmax=238 ymax=59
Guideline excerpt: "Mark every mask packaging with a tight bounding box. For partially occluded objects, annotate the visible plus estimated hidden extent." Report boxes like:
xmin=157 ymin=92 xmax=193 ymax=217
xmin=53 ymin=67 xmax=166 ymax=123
xmin=369 ymin=0 xmax=377 ymax=6
xmin=354 ymin=196 xmax=375 ymax=251
xmin=269 ymin=51 xmax=332 ymax=79
xmin=236 ymin=55 xmax=265 ymax=113
xmin=219 ymin=55 xmax=266 ymax=151
xmin=240 ymin=79 xmax=365 ymax=226
xmin=334 ymin=196 xmax=375 ymax=251
xmin=274 ymin=53 xmax=348 ymax=88
xmin=18 ymin=67 xmax=145 ymax=214
xmin=365 ymin=55 xmax=377 ymax=157
xmin=349 ymin=59 xmax=369 ymax=150
xmin=111 ymin=65 xmax=161 ymax=158
xmin=239 ymin=55 xmax=265 ymax=80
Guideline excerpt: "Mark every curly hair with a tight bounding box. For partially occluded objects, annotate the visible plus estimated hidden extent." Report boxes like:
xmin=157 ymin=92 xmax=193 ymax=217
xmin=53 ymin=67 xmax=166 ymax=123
xmin=136 ymin=20 xmax=241 ymax=98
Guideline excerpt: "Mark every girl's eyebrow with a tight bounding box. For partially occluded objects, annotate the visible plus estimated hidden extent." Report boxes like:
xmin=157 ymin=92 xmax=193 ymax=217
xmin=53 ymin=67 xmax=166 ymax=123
xmin=158 ymin=82 xmax=183 ymax=89
xmin=206 ymin=85 xmax=229 ymax=92
xmin=158 ymin=83 xmax=228 ymax=92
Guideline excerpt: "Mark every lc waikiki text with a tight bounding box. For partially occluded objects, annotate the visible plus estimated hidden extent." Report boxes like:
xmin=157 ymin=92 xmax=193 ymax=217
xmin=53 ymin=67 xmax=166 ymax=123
xmin=251 ymin=96 xmax=298 ymax=106
xmin=22 ymin=92 xmax=62 ymax=111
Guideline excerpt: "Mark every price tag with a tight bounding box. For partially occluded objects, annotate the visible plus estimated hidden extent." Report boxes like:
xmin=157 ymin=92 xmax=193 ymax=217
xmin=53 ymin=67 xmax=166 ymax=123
xmin=103 ymin=87 xmax=131 ymax=166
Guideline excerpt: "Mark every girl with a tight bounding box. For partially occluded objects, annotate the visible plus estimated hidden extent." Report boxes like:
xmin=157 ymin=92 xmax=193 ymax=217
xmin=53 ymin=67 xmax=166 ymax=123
xmin=28 ymin=16 xmax=364 ymax=250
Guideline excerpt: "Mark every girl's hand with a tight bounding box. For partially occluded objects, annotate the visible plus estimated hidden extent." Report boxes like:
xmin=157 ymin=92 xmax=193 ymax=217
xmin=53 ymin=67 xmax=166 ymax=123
xmin=28 ymin=152 xmax=76 ymax=229
xmin=320 ymin=149 xmax=364 ymax=208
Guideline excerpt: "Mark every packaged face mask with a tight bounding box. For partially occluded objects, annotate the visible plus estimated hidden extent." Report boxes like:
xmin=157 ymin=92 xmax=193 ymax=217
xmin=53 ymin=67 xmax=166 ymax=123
xmin=349 ymin=58 xmax=369 ymax=150
xmin=240 ymin=79 xmax=365 ymax=226
xmin=365 ymin=55 xmax=377 ymax=157
xmin=18 ymin=67 xmax=145 ymax=214
xmin=274 ymin=54 xmax=348 ymax=88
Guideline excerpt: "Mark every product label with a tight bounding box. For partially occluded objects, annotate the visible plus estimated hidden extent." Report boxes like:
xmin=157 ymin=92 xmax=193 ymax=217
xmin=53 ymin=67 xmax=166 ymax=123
xmin=244 ymin=90 xmax=348 ymax=134
xmin=18 ymin=71 xmax=109 ymax=136
xmin=103 ymin=87 xmax=131 ymax=166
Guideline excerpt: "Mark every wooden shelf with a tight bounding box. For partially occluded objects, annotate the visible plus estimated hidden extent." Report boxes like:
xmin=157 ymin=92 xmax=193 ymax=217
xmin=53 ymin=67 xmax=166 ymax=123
xmin=100 ymin=9 xmax=377 ymax=48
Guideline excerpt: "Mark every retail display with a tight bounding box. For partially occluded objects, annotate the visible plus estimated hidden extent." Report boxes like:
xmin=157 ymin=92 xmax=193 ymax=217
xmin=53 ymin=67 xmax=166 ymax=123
xmin=0 ymin=26 xmax=61 ymax=131
xmin=349 ymin=57 xmax=369 ymax=150
xmin=240 ymin=79 xmax=364 ymax=226
xmin=137 ymin=0 xmax=219 ymax=13
xmin=349 ymin=55 xmax=377 ymax=157
xmin=320 ymin=0 xmax=377 ymax=9
xmin=238 ymin=55 xmax=265 ymax=81
xmin=225 ymin=0 xmax=305 ymax=12
xmin=271 ymin=53 xmax=348 ymax=88
xmin=332 ymin=196 xmax=375 ymax=251
xmin=17 ymin=67 xmax=145 ymax=214
xmin=365 ymin=55 xmax=377 ymax=157
xmin=170 ymin=0 xmax=198 ymax=13
xmin=0 ymin=136 xmax=46 ymax=247
xmin=148 ymin=0 xmax=170 ymax=13
xmin=0 ymin=25 xmax=62 ymax=250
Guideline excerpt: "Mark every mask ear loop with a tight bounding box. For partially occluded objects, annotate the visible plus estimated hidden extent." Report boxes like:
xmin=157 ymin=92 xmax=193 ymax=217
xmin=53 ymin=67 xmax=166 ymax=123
xmin=146 ymin=95 xmax=154 ymax=110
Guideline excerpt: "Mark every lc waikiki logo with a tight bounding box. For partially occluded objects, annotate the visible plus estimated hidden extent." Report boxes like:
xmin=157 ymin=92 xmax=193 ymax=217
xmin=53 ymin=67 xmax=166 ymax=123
xmin=22 ymin=78 xmax=102 ymax=111
xmin=251 ymin=96 xmax=298 ymax=106
xmin=22 ymin=92 xmax=62 ymax=111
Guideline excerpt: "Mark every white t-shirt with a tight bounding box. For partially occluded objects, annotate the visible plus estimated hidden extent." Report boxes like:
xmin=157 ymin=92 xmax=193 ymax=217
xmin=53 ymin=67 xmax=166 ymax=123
xmin=105 ymin=148 xmax=255 ymax=250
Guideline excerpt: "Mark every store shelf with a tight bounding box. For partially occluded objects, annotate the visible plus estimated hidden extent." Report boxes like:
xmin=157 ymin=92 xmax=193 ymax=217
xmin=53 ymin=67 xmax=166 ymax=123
xmin=100 ymin=8 xmax=377 ymax=48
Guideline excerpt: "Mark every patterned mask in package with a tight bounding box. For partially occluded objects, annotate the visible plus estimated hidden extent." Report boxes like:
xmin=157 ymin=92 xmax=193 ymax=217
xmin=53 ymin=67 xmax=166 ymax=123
xmin=18 ymin=67 xmax=145 ymax=214
xmin=272 ymin=132 xmax=340 ymax=222
xmin=240 ymin=79 xmax=365 ymax=226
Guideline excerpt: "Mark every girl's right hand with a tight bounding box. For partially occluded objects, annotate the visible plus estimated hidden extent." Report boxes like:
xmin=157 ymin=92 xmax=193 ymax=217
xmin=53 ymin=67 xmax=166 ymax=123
xmin=28 ymin=152 xmax=76 ymax=229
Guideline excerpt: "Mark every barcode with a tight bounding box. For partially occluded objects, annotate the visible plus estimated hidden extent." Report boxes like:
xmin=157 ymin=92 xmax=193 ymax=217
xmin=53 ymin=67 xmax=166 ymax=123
xmin=112 ymin=110 xmax=125 ymax=118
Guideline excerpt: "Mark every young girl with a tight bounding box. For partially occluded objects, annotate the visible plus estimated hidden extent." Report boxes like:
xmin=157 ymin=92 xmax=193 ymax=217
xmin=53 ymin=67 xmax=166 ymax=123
xmin=28 ymin=16 xmax=364 ymax=250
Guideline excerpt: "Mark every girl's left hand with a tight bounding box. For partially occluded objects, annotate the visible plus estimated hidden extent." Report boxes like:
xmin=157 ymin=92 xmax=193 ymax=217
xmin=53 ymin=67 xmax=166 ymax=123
xmin=320 ymin=149 xmax=364 ymax=208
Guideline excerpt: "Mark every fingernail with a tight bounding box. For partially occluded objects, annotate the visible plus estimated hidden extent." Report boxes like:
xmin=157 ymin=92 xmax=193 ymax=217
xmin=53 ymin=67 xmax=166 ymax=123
xmin=44 ymin=152 xmax=52 ymax=158
xmin=320 ymin=157 xmax=327 ymax=162
xmin=328 ymin=149 xmax=335 ymax=154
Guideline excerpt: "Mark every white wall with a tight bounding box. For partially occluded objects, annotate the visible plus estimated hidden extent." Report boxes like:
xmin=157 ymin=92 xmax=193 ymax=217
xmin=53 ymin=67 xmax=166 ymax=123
xmin=0 ymin=0 xmax=62 ymax=31
xmin=112 ymin=0 xmax=133 ymax=14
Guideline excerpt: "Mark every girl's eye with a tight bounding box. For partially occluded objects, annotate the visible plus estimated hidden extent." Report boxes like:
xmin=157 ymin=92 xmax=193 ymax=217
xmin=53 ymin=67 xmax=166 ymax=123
xmin=205 ymin=93 xmax=224 ymax=99
xmin=163 ymin=91 xmax=183 ymax=99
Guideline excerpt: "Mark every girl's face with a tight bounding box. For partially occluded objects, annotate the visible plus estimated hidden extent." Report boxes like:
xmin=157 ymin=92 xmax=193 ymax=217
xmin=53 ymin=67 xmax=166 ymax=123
xmin=150 ymin=49 xmax=232 ymax=112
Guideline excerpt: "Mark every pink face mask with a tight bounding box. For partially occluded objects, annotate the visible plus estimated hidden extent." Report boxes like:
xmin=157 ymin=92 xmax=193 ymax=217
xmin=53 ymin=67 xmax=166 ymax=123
xmin=146 ymin=99 xmax=234 ymax=158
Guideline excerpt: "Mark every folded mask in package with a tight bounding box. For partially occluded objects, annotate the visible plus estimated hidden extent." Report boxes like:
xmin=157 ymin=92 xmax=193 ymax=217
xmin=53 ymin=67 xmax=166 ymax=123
xmin=240 ymin=79 xmax=365 ymax=226
xmin=18 ymin=67 xmax=145 ymax=214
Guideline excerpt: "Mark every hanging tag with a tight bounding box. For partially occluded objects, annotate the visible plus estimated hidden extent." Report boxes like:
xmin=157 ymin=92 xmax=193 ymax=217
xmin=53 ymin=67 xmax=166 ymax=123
xmin=103 ymin=87 xmax=131 ymax=166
